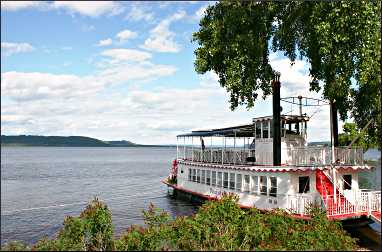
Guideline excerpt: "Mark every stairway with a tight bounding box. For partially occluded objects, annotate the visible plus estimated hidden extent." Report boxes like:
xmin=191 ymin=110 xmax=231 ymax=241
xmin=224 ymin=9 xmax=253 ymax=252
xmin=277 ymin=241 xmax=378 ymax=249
xmin=316 ymin=169 xmax=355 ymax=216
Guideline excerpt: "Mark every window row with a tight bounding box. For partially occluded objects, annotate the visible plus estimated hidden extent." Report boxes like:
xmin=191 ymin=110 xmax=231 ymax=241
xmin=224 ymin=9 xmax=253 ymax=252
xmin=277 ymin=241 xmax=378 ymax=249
xmin=188 ymin=168 xmax=278 ymax=197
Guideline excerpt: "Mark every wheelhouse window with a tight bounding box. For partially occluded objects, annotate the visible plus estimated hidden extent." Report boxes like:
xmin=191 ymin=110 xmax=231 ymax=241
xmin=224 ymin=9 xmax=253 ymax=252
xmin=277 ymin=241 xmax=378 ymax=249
xmin=201 ymin=170 xmax=206 ymax=184
xmin=260 ymin=176 xmax=267 ymax=195
xmin=343 ymin=175 xmax=352 ymax=190
xmin=196 ymin=169 xmax=201 ymax=183
xmin=244 ymin=175 xmax=250 ymax=192
xmin=262 ymin=121 xmax=269 ymax=138
xmin=192 ymin=169 xmax=196 ymax=182
xmin=206 ymin=170 xmax=211 ymax=185
xmin=256 ymin=123 xmax=261 ymax=138
xmin=229 ymin=173 xmax=235 ymax=190
xmin=236 ymin=174 xmax=242 ymax=192
xmin=223 ymin=172 xmax=228 ymax=188
xmin=188 ymin=168 xmax=191 ymax=181
xmin=251 ymin=176 xmax=258 ymax=195
xmin=298 ymin=176 xmax=310 ymax=193
xmin=211 ymin=171 xmax=216 ymax=186
xmin=218 ymin=172 xmax=223 ymax=187
xmin=269 ymin=177 xmax=277 ymax=197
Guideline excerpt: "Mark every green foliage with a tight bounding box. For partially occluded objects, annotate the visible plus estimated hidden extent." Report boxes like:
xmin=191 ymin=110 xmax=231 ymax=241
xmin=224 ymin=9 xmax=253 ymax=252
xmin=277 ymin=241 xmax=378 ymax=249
xmin=2 ymin=195 xmax=359 ymax=251
xmin=193 ymin=0 xmax=381 ymax=147
xmin=338 ymin=122 xmax=378 ymax=151
xmin=0 ymin=241 xmax=29 ymax=251
xmin=79 ymin=198 xmax=114 ymax=251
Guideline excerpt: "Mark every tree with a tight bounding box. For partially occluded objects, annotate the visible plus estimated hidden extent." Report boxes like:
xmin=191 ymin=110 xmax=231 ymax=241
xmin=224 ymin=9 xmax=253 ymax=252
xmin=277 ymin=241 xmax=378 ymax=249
xmin=338 ymin=122 xmax=377 ymax=151
xmin=193 ymin=0 xmax=380 ymax=147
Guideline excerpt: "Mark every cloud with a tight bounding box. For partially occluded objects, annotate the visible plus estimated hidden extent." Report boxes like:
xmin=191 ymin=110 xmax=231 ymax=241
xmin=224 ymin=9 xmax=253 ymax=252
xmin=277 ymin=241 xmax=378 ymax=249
xmin=52 ymin=1 xmax=123 ymax=17
xmin=1 ymin=1 xmax=123 ymax=17
xmin=97 ymin=38 xmax=113 ymax=47
xmin=141 ymin=10 xmax=186 ymax=53
xmin=100 ymin=49 xmax=151 ymax=62
xmin=195 ymin=4 xmax=209 ymax=20
xmin=116 ymin=29 xmax=137 ymax=43
xmin=125 ymin=5 xmax=154 ymax=22
xmin=0 ymin=1 xmax=47 ymax=11
xmin=1 ymin=42 xmax=35 ymax=56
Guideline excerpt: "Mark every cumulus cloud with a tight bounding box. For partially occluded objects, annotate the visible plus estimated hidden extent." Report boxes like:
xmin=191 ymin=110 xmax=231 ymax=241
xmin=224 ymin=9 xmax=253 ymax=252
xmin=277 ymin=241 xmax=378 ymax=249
xmin=0 ymin=1 xmax=47 ymax=11
xmin=1 ymin=1 xmax=123 ymax=17
xmin=1 ymin=42 xmax=35 ymax=56
xmin=125 ymin=5 xmax=154 ymax=22
xmin=100 ymin=49 xmax=151 ymax=62
xmin=116 ymin=29 xmax=137 ymax=43
xmin=141 ymin=10 xmax=186 ymax=53
xmin=97 ymin=38 xmax=113 ymax=47
xmin=52 ymin=1 xmax=123 ymax=17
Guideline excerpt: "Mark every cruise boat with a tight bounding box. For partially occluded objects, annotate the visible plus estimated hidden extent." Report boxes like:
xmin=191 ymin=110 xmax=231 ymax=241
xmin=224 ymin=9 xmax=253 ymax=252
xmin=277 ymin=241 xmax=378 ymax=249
xmin=163 ymin=79 xmax=381 ymax=223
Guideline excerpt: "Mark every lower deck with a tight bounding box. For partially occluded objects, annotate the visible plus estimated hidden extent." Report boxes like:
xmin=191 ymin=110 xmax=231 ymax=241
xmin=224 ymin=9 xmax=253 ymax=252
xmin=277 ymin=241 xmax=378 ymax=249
xmin=166 ymin=159 xmax=380 ymax=222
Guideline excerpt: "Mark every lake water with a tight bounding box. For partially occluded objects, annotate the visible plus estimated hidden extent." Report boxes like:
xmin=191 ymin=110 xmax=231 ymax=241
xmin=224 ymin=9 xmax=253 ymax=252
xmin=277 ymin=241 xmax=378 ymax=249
xmin=1 ymin=147 xmax=380 ymax=248
xmin=1 ymin=147 xmax=197 ymax=245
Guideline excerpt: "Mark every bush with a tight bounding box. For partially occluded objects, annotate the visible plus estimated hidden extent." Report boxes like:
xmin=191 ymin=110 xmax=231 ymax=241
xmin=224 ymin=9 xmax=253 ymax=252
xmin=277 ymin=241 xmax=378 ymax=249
xmin=1 ymin=195 xmax=359 ymax=251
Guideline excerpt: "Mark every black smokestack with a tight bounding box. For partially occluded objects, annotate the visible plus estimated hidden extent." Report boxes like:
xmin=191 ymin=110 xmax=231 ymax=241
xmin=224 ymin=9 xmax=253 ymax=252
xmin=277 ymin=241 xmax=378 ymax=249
xmin=272 ymin=76 xmax=281 ymax=166
xmin=330 ymin=100 xmax=339 ymax=147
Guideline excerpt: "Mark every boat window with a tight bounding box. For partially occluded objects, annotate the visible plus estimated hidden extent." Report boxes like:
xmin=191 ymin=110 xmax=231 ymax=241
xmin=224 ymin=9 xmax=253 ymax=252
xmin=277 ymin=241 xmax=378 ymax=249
xmin=269 ymin=177 xmax=277 ymax=197
xmin=192 ymin=169 xmax=196 ymax=182
xmin=251 ymin=176 xmax=258 ymax=195
xmin=269 ymin=119 xmax=273 ymax=138
xmin=343 ymin=175 xmax=352 ymax=190
xmin=223 ymin=172 xmax=229 ymax=188
xmin=236 ymin=174 xmax=242 ymax=192
xmin=188 ymin=169 xmax=191 ymax=181
xmin=229 ymin=173 xmax=235 ymax=190
xmin=218 ymin=172 xmax=223 ymax=187
xmin=196 ymin=169 xmax=201 ymax=183
xmin=260 ymin=176 xmax=267 ymax=195
xmin=262 ymin=121 xmax=269 ymax=138
xmin=298 ymin=176 xmax=310 ymax=193
xmin=244 ymin=175 xmax=250 ymax=192
xmin=206 ymin=170 xmax=211 ymax=185
xmin=256 ymin=123 xmax=261 ymax=138
xmin=201 ymin=170 xmax=206 ymax=184
xmin=212 ymin=171 xmax=216 ymax=186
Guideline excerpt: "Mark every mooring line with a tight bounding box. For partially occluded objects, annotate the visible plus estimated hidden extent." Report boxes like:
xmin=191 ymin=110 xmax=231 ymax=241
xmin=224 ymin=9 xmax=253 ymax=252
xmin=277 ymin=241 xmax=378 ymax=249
xmin=2 ymin=189 xmax=161 ymax=215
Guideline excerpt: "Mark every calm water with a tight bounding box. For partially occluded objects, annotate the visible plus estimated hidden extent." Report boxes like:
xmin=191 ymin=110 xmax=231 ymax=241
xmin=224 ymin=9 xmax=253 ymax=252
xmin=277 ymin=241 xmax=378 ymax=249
xmin=1 ymin=147 xmax=197 ymax=245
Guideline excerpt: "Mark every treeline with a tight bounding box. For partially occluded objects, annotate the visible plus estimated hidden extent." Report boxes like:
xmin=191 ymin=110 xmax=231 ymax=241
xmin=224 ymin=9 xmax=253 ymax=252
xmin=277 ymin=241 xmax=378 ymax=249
xmin=1 ymin=195 xmax=359 ymax=251
xmin=1 ymin=135 xmax=175 ymax=147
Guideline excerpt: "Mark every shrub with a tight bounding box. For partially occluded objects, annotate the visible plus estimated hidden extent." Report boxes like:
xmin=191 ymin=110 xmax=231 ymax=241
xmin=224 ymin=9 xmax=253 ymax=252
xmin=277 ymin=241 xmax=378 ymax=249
xmin=2 ymin=195 xmax=359 ymax=251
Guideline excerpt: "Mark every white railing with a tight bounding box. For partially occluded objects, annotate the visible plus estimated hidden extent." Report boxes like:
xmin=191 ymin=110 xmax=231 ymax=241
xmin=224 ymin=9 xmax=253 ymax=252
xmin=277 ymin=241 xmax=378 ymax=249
xmin=322 ymin=190 xmax=381 ymax=217
xmin=285 ymin=194 xmax=315 ymax=216
xmin=183 ymin=148 xmax=252 ymax=165
xmin=180 ymin=146 xmax=364 ymax=166
xmin=286 ymin=146 xmax=363 ymax=166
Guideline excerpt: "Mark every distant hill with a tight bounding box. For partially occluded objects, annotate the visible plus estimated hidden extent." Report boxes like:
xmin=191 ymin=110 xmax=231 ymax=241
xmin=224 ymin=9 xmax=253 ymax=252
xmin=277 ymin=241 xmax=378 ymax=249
xmin=1 ymin=135 xmax=176 ymax=147
xmin=1 ymin=135 xmax=138 ymax=147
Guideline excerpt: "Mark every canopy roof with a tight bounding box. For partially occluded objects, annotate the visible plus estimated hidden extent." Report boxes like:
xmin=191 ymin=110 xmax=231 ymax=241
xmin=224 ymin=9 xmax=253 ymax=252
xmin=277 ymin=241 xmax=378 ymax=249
xmin=177 ymin=114 xmax=310 ymax=138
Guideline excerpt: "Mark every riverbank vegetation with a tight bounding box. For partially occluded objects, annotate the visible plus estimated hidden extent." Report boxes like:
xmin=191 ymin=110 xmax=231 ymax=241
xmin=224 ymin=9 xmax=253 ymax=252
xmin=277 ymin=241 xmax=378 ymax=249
xmin=1 ymin=195 xmax=359 ymax=251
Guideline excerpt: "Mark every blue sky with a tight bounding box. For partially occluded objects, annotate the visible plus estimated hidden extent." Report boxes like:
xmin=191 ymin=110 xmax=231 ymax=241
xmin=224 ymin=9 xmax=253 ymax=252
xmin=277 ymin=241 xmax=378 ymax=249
xmin=1 ymin=1 xmax=338 ymax=144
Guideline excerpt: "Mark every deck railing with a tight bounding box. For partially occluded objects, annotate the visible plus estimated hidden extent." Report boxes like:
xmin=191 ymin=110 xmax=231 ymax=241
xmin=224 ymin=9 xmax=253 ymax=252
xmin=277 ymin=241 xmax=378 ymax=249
xmin=284 ymin=190 xmax=380 ymax=217
xmin=286 ymin=146 xmax=364 ymax=166
xmin=322 ymin=190 xmax=380 ymax=217
xmin=180 ymin=146 xmax=363 ymax=166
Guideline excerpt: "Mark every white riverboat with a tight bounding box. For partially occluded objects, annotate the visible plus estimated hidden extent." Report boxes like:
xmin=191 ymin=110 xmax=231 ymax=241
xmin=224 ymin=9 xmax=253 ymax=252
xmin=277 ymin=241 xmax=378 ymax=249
xmin=163 ymin=80 xmax=381 ymax=223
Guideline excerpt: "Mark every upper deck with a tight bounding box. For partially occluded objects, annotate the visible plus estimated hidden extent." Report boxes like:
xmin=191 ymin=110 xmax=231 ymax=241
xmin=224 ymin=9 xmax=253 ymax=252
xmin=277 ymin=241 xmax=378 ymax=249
xmin=176 ymin=115 xmax=366 ymax=168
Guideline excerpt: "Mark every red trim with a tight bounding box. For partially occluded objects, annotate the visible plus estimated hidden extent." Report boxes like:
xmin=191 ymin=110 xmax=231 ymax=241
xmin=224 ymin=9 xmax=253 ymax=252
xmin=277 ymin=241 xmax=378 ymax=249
xmin=178 ymin=160 xmax=372 ymax=173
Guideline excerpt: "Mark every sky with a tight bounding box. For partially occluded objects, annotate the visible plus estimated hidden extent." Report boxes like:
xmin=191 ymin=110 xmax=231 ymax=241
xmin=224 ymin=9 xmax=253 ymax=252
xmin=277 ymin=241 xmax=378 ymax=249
xmin=1 ymin=1 xmax=343 ymax=145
